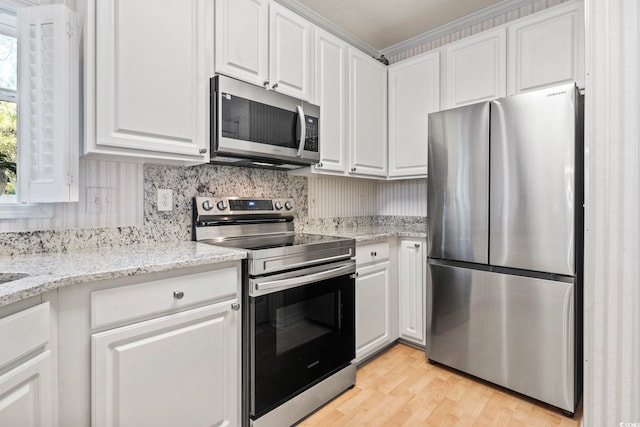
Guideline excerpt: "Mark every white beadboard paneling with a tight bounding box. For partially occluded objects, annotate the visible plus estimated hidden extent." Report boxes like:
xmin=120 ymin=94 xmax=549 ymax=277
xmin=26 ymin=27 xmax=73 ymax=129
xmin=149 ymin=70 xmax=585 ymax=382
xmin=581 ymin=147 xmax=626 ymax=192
xmin=378 ymin=180 xmax=427 ymax=217
xmin=386 ymin=0 xmax=569 ymax=64
xmin=308 ymin=177 xmax=426 ymax=218
xmin=0 ymin=159 xmax=143 ymax=232
xmin=584 ymin=0 xmax=640 ymax=424
xmin=308 ymin=176 xmax=378 ymax=218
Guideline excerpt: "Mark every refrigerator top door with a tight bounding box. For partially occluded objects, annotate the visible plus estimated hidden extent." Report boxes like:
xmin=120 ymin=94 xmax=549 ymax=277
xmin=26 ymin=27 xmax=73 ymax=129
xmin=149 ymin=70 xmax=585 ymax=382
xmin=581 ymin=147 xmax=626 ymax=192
xmin=427 ymin=102 xmax=490 ymax=264
xmin=490 ymin=83 xmax=578 ymax=276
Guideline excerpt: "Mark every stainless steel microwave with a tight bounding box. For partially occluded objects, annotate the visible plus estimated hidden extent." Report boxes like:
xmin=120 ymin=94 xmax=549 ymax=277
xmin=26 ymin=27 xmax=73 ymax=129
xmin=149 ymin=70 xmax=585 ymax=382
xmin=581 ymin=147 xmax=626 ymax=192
xmin=210 ymin=75 xmax=320 ymax=170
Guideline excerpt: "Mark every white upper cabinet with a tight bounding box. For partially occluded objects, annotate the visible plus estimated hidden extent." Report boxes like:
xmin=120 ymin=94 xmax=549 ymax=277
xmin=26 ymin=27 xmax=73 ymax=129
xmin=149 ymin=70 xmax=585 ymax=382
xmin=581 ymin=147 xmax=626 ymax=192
xmin=86 ymin=0 xmax=212 ymax=164
xmin=313 ymin=28 xmax=348 ymax=173
xmin=215 ymin=0 xmax=313 ymax=101
xmin=215 ymin=0 xmax=269 ymax=88
xmin=388 ymin=51 xmax=439 ymax=178
xmin=442 ymin=27 xmax=506 ymax=109
xmin=348 ymin=48 xmax=387 ymax=177
xmin=507 ymin=1 xmax=585 ymax=95
xmin=269 ymin=2 xmax=313 ymax=100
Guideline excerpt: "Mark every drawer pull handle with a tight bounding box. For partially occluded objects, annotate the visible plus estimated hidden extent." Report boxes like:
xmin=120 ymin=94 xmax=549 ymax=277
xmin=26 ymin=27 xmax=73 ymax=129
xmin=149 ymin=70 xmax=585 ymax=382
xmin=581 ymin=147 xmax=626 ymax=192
xmin=371 ymin=251 xmax=377 ymax=256
xmin=414 ymin=243 xmax=421 ymax=248
xmin=231 ymin=303 xmax=240 ymax=311
xmin=173 ymin=290 xmax=185 ymax=300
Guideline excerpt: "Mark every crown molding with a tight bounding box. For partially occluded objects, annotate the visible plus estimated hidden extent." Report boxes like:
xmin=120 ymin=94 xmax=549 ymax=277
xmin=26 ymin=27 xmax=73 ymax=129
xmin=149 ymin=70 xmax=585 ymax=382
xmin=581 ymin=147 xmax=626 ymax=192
xmin=380 ymin=0 xmax=538 ymax=57
xmin=273 ymin=0 xmax=380 ymax=57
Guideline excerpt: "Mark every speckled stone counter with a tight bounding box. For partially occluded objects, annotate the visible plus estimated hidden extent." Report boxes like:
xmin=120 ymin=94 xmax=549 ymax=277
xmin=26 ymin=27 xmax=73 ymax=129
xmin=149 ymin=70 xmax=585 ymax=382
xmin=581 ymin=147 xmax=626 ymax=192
xmin=309 ymin=227 xmax=427 ymax=242
xmin=0 ymin=242 xmax=247 ymax=308
xmin=303 ymin=216 xmax=427 ymax=242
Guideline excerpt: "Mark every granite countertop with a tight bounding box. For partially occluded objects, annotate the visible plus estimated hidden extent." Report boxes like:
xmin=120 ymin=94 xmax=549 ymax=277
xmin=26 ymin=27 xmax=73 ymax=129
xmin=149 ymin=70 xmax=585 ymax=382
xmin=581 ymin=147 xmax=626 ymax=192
xmin=306 ymin=226 xmax=427 ymax=242
xmin=0 ymin=242 xmax=247 ymax=308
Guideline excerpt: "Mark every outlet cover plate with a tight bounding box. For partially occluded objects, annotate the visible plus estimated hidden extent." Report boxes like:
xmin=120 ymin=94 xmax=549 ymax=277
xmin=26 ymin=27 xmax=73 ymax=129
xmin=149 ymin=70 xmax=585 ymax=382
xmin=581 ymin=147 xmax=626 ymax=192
xmin=157 ymin=189 xmax=173 ymax=211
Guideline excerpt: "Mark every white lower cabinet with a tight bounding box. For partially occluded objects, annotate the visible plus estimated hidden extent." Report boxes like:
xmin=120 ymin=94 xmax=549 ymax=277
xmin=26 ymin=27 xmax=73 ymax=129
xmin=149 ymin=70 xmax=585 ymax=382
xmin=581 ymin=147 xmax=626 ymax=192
xmin=0 ymin=301 xmax=54 ymax=427
xmin=0 ymin=351 xmax=53 ymax=427
xmin=398 ymin=238 xmax=426 ymax=346
xmin=355 ymin=240 xmax=398 ymax=363
xmin=355 ymin=261 xmax=391 ymax=360
xmin=92 ymin=301 xmax=238 ymax=427
xmin=57 ymin=263 xmax=241 ymax=427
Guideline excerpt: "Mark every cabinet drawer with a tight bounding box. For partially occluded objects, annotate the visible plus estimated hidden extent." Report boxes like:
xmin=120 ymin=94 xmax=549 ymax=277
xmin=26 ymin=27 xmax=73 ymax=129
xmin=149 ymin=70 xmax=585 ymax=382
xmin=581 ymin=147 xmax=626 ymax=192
xmin=356 ymin=241 xmax=390 ymax=265
xmin=0 ymin=302 xmax=49 ymax=368
xmin=91 ymin=267 xmax=237 ymax=329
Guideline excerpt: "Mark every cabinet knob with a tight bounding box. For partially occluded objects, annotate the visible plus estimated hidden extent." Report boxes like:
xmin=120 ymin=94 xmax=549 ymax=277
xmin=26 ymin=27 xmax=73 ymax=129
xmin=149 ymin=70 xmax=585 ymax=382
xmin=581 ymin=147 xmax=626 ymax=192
xmin=272 ymin=83 xmax=279 ymax=89
xmin=371 ymin=251 xmax=377 ymax=257
xmin=356 ymin=272 xmax=359 ymax=277
xmin=414 ymin=243 xmax=421 ymax=248
xmin=199 ymin=148 xmax=207 ymax=154
xmin=231 ymin=303 xmax=240 ymax=311
xmin=263 ymin=80 xmax=270 ymax=88
xmin=351 ymin=167 xmax=356 ymax=172
xmin=317 ymin=162 xmax=323 ymax=168
xmin=173 ymin=290 xmax=184 ymax=300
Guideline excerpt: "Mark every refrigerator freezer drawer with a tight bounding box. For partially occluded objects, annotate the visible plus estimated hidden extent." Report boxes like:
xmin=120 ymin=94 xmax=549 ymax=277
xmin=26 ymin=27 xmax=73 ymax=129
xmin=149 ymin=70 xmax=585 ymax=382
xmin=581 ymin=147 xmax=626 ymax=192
xmin=427 ymin=263 xmax=575 ymax=412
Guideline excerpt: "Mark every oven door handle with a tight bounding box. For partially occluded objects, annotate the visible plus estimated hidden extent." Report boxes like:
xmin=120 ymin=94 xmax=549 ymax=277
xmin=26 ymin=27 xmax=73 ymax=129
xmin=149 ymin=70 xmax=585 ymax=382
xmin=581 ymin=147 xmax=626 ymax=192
xmin=253 ymin=263 xmax=354 ymax=294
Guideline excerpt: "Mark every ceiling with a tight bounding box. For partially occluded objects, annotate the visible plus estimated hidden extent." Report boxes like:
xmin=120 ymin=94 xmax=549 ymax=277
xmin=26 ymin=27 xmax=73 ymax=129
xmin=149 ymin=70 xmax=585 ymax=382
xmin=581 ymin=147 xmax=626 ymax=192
xmin=295 ymin=0 xmax=505 ymax=51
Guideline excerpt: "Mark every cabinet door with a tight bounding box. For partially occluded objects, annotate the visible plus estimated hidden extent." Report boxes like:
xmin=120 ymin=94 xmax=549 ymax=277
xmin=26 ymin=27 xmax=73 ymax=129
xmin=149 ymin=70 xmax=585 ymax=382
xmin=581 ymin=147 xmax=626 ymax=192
xmin=388 ymin=52 xmax=439 ymax=178
xmin=95 ymin=0 xmax=212 ymax=162
xmin=269 ymin=2 xmax=312 ymax=100
xmin=442 ymin=28 xmax=506 ymax=109
xmin=508 ymin=2 xmax=585 ymax=95
xmin=92 ymin=301 xmax=239 ymax=427
xmin=0 ymin=351 xmax=53 ymax=427
xmin=355 ymin=261 xmax=390 ymax=361
xmin=313 ymin=28 xmax=347 ymax=173
xmin=399 ymin=239 xmax=426 ymax=345
xmin=215 ymin=0 xmax=269 ymax=87
xmin=348 ymin=48 xmax=388 ymax=177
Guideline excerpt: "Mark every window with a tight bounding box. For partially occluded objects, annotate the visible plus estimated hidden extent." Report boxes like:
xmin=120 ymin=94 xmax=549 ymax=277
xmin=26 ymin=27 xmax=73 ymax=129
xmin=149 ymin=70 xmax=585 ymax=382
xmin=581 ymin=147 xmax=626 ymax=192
xmin=0 ymin=7 xmax=17 ymax=202
xmin=0 ymin=1 xmax=79 ymax=218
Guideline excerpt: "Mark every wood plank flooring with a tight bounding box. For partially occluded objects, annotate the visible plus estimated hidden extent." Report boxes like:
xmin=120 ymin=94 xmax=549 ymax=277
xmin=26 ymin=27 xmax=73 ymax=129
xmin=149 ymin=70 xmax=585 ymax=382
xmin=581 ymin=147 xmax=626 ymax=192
xmin=299 ymin=344 xmax=582 ymax=426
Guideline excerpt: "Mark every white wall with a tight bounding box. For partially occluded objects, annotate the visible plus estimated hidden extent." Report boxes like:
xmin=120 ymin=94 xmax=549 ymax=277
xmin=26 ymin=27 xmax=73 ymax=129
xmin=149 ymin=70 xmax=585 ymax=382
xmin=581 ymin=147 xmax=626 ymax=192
xmin=583 ymin=0 xmax=640 ymax=424
xmin=385 ymin=0 xmax=570 ymax=63
xmin=0 ymin=160 xmax=143 ymax=232
xmin=308 ymin=176 xmax=427 ymax=218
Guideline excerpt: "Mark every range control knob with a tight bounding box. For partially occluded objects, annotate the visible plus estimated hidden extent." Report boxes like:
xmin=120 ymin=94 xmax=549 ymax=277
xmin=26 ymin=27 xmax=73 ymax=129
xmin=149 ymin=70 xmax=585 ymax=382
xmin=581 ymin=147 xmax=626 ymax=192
xmin=284 ymin=201 xmax=294 ymax=210
xmin=216 ymin=200 xmax=228 ymax=211
xmin=202 ymin=200 xmax=214 ymax=211
xmin=274 ymin=201 xmax=283 ymax=210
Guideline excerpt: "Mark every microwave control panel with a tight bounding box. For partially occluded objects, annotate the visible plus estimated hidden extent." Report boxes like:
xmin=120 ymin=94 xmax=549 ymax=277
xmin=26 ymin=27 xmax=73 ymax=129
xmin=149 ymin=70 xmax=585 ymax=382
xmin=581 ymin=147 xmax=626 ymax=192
xmin=304 ymin=116 xmax=319 ymax=152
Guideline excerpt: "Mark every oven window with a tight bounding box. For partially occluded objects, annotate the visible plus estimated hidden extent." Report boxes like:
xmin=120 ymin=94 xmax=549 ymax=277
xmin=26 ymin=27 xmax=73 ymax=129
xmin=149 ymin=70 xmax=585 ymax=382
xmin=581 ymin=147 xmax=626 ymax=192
xmin=274 ymin=293 xmax=334 ymax=354
xmin=251 ymin=274 xmax=355 ymax=418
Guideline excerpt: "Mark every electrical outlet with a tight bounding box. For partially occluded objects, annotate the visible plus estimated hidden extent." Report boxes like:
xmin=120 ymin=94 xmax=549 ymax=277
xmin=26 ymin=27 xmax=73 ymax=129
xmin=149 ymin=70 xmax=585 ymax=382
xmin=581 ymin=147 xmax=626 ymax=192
xmin=86 ymin=187 xmax=114 ymax=214
xmin=157 ymin=189 xmax=173 ymax=212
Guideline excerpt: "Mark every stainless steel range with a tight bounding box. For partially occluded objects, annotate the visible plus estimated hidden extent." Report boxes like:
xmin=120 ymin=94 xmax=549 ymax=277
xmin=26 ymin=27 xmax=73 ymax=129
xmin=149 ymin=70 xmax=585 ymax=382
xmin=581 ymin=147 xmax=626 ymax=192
xmin=193 ymin=197 xmax=356 ymax=427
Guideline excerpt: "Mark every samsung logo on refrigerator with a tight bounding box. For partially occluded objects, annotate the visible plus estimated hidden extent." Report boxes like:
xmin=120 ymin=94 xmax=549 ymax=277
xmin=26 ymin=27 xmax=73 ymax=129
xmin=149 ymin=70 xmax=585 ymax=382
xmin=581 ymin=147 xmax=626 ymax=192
xmin=547 ymin=90 xmax=567 ymax=97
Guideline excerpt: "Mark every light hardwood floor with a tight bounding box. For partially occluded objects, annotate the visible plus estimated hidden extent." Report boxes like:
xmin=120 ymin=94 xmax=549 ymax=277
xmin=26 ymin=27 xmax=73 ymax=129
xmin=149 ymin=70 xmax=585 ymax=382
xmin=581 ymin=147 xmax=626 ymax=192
xmin=299 ymin=344 xmax=582 ymax=426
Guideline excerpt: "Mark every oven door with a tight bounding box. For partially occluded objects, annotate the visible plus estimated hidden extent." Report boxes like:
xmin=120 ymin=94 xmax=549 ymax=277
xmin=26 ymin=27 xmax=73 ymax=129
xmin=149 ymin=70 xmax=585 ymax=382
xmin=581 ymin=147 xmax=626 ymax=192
xmin=248 ymin=261 xmax=355 ymax=419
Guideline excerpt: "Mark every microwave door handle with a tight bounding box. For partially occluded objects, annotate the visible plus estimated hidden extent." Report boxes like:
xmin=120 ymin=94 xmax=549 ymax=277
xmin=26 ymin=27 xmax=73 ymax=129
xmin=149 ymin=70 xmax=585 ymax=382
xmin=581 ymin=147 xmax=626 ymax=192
xmin=296 ymin=105 xmax=306 ymax=157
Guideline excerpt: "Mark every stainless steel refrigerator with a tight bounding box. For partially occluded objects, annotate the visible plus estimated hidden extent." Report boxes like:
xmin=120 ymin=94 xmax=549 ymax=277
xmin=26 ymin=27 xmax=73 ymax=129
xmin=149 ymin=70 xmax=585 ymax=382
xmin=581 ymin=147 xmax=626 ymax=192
xmin=426 ymin=83 xmax=583 ymax=416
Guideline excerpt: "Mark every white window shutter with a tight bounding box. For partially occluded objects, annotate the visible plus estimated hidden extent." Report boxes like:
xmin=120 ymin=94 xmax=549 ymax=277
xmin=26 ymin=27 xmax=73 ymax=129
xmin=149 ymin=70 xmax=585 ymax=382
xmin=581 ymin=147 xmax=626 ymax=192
xmin=17 ymin=4 xmax=79 ymax=203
